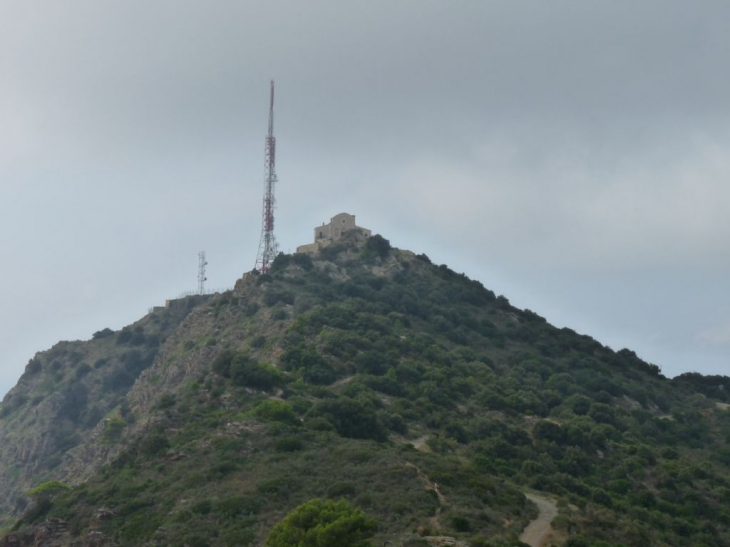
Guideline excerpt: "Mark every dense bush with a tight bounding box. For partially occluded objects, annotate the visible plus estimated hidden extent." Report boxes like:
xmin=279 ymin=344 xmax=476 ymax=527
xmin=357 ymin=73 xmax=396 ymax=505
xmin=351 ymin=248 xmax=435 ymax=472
xmin=252 ymin=400 xmax=300 ymax=426
xmin=93 ymin=328 xmax=114 ymax=339
xmin=230 ymin=355 xmax=284 ymax=391
xmin=281 ymin=345 xmax=338 ymax=385
xmin=265 ymin=498 xmax=376 ymax=547
xmin=365 ymin=234 xmax=391 ymax=258
xmin=211 ymin=349 xmax=235 ymax=377
xmin=309 ymin=397 xmax=386 ymax=441
xmin=24 ymin=358 xmax=42 ymax=375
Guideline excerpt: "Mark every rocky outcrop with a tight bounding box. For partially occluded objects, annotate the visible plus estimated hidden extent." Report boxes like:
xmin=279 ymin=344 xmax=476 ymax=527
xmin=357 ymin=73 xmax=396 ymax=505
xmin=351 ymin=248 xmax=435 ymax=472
xmin=0 ymin=300 xmax=202 ymax=526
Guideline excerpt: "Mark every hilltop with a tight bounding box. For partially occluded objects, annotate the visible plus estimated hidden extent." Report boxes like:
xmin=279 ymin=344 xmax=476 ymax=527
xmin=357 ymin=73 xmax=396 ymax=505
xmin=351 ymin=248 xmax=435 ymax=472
xmin=1 ymin=231 xmax=729 ymax=547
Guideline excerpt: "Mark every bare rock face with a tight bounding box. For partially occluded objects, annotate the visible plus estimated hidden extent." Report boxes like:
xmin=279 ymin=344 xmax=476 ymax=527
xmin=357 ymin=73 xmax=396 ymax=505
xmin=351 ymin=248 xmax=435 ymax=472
xmin=0 ymin=299 xmax=203 ymax=526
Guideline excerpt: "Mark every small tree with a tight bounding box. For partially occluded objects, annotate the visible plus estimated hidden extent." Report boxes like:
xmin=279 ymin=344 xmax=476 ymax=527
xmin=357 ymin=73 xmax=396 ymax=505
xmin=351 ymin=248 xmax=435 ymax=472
xmin=26 ymin=480 xmax=69 ymax=499
xmin=265 ymin=498 xmax=376 ymax=547
xmin=230 ymin=355 xmax=283 ymax=390
xmin=365 ymin=234 xmax=391 ymax=258
xmin=251 ymin=400 xmax=300 ymax=426
xmin=309 ymin=397 xmax=386 ymax=441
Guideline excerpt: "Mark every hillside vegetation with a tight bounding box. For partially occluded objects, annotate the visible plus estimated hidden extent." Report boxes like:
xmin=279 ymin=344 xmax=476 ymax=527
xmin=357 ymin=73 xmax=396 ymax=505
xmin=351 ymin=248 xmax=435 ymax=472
xmin=1 ymin=232 xmax=729 ymax=547
xmin=0 ymin=297 xmax=205 ymax=529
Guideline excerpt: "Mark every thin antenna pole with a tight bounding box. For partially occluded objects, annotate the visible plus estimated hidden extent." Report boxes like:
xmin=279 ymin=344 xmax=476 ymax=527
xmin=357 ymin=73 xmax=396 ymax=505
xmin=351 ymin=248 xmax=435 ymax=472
xmin=198 ymin=251 xmax=208 ymax=294
xmin=255 ymin=80 xmax=278 ymax=273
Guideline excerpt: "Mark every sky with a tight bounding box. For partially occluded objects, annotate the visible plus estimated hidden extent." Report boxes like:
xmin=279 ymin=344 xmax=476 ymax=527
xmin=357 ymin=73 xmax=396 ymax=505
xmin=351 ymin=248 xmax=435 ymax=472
xmin=1 ymin=1 xmax=729 ymax=397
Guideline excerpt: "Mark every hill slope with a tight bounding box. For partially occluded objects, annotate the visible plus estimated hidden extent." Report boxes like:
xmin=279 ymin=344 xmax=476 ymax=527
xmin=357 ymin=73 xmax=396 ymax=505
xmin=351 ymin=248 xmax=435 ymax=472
xmin=0 ymin=297 xmax=208 ymax=526
xmin=2 ymin=233 xmax=730 ymax=547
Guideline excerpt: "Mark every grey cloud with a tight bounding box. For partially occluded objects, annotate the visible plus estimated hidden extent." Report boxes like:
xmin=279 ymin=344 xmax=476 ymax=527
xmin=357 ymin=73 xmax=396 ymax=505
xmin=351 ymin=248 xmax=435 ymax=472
xmin=2 ymin=1 xmax=730 ymax=395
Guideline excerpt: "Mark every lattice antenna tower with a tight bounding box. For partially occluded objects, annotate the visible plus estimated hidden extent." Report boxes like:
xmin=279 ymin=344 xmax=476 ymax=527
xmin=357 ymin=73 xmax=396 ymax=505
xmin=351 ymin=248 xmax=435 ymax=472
xmin=254 ymin=80 xmax=278 ymax=273
xmin=198 ymin=251 xmax=208 ymax=295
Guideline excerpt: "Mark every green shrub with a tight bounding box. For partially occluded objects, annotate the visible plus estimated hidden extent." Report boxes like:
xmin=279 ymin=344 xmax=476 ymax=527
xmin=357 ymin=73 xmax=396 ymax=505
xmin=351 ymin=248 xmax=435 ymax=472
xmin=221 ymin=527 xmax=256 ymax=546
xmin=365 ymin=234 xmax=391 ymax=258
xmin=533 ymin=420 xmax=566 ymax=444
xmin=208 ymin=462 xmax=240 ymax=479
xmin=264 ymin=289 xmax=295 ymax=307
xmin=140 ymin=431 xmax=170 ymax=457
xmin=275 ymin=436 xmax=304 ymax=452
xmin=26 ymin=481 xmax=70 ymax=499
xmin=270 ymin=252 xmax=292 ymax=273
xmin=181 ymin=534 xmax=209 ymax=547
xmin=93 ymin=328 xmax=115 ymax=339
xmin=252 ymin=400 xmax=300 ymax=426
xmin=24 ymin=358 xmax=43 ymax=375
xmin=272 ymin=307 xmax=288 ymax=321
xmin=156 ymin=394 xmax=176 ymax=409
xmin=309 ymin=397 xmax=386 ymax=441
xmin=451 ymin=515 xmax=471 ymax=532
xmin=58 ymin=384 xmax=88 ymax=423
xmin=115 ymin=329 xmax=132 ymax=344
xmin=281 ymin=345 xmax=338 ymax=385
xmin=251 ymin=335 xmax=267 ymax=348
xmin=215 ymin=496 xmax=261 ymax=519
xmin=230 ymin=355 xmax=284 ymax=390
xmin=292 ymin=253 xmax=314 ymax=270
xmin=102 ymin=417 xmax=127 ymax=444
xmin=16 ymin=496 xmax=53 ymax=527
xmin=74 ymin=363 xmax=92 ymax=379
xmin=191 ymin=499 xmax=213 ymax=515
xmin=118 ymin=512 xmax=162 ymax=542
xmin=327 ymin=482 xmax=358 ymax=498
xmin=265 ymin=498 xmax=376 ymax=547
xmin=211 ymin=349 xmax=236 ymax=377
xmin=564 ymin=537 xmax=589 ymax=547
xmin=304 ymin=417 xmax=336 ymax=432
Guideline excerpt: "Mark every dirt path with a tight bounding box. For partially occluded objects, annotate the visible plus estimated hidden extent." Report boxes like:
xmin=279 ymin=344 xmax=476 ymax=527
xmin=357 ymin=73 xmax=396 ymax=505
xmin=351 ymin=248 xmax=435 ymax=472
xmin=331 ymin=375 xmax=355 ymax=388
xmin=519 ymin=494 xmax=558 ymax=547
xmin=408 ymin=435 xmax=430 ymax=451
xmin=405 ymin=462 xmax=446 ymax=504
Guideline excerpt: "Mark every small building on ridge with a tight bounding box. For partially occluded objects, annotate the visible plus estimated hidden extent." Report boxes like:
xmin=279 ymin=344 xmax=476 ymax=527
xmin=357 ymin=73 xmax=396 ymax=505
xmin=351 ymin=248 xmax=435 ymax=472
xmin=296 ymin=213 xmax=371 ymax=254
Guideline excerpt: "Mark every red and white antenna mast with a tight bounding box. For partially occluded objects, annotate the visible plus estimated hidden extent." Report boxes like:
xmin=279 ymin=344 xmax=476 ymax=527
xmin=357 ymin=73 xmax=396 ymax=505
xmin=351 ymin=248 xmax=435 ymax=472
xmin=254 ymin=80 xmax=278 ymax=273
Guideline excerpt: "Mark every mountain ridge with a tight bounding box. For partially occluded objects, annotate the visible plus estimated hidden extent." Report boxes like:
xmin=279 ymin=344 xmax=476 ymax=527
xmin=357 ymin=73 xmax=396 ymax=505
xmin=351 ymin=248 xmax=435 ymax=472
xmin=1 ymin=232 xmax=729 ymax=546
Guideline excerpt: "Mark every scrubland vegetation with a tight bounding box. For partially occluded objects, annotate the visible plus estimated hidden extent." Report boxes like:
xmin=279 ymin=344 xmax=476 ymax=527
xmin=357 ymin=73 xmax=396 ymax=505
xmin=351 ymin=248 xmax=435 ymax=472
xmin=4 ymin=234 xmax=730 ymax=546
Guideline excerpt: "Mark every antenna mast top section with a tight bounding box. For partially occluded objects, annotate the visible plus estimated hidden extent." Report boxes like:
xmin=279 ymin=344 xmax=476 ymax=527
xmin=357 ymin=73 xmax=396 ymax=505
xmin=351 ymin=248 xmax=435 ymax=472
xmin=268 ymin=80 xmax=275 ymax=137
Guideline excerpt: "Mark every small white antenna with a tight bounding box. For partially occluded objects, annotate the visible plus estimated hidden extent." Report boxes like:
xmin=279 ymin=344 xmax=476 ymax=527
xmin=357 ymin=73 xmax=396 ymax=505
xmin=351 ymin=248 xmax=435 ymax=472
xmin=197 ymin=251 xmax=208 ymax=294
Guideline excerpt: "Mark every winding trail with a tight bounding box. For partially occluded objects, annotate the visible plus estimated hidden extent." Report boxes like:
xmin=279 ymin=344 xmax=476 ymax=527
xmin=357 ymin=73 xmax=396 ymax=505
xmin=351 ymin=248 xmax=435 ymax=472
xmin=519 ymin=494 xmax=558 ymax=547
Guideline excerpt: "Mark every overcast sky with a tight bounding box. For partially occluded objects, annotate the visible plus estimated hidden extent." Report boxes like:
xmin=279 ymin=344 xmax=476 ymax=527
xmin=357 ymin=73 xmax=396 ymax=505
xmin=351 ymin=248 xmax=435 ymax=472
xmin=1 ymin=1 xmax=729 ymax=397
